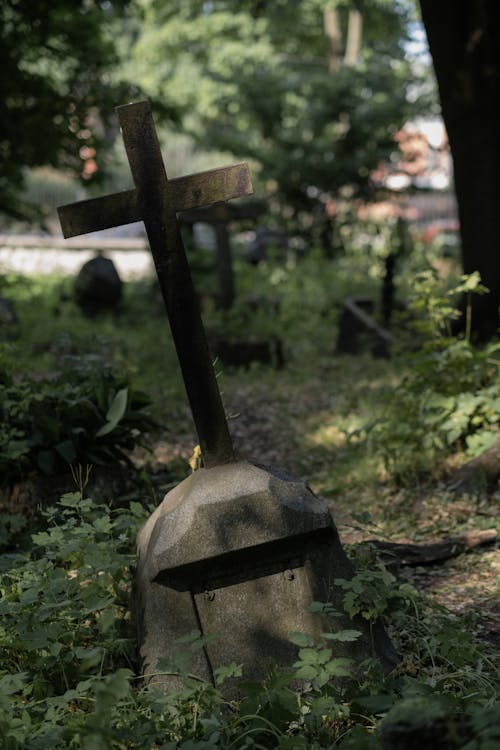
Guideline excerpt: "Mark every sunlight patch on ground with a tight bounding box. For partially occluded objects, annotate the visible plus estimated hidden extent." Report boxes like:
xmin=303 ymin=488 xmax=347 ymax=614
xmin=304 ymin=421 xmax=346 ymax=448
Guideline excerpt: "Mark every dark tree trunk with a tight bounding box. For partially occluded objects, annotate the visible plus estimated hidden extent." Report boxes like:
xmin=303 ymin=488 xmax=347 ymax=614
xmin=419 ymin=1 xmax=500 ymax=342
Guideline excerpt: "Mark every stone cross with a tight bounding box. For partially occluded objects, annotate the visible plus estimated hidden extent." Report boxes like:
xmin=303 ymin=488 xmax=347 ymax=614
xmin=58 ymin=100 xmax=253 ymax=468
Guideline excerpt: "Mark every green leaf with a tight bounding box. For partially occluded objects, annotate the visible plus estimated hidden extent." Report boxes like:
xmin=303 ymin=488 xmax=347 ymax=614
xmin=106 ymin=388 xmax=128 ymax=424
xmin=95 ymin=421 xmax=118 ymax=438
xmin=288 ymin=632 xmax=314 ymax=647
xmin=75 ymin=646 xmax=105 ymax=669
xmin=293 ymin=663 xmax=318 ymax=680
xmin=298 ymin=647 xmax=321 ymax=663
xmin=96 ymin=421 xmax=118 ymax=438
xmin=175 ymin=629 xmax=203 ymax=645
xmin=465 ymin=430 xmax=498 ymax=457
xmin=0 ymin=672 xmax=28 ymax=697
xmin=96 ymin=388 xmax=129 ymax=437
xmin=59 ymin=492 xmax=85 ymax=506
xmin=326 ymin=657 xmax=353 ymax=677
xmin=277 ymin=737 xmax=308 ymax=749
xmin=3 ymin=439 xmax=29 ymax=460
xmin=355 ymin=693 xmax=395 ymax=713
xmin=322 ymin=629 xmax=361 ymax=642
xmin=213 ymin=662 xmax=243 ymax=686
xmin=93 ymin=668 xmax=132 ymax=715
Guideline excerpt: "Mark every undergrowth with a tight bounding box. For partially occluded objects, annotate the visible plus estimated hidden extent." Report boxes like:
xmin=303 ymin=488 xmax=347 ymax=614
xmin=360 ymin=270 xmax=500 ymax=483
xmin=0 ymin=351 xmax=155 ymax=485
xmin=1 ymin=235 xmax=499 ymax=747
xmin=0 ymin=494 xmax=498 ymax=748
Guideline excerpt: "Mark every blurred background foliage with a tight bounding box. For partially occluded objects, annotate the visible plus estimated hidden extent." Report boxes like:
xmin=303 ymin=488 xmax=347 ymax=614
xmin=1 ymin=0 xmax=434 ymax=230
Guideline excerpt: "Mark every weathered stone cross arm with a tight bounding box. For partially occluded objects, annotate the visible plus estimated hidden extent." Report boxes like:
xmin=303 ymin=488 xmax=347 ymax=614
xmin=57 ymin=100 xmax=253 ymax=469
xmin=58 ymin=162 xmax=252 ymax=239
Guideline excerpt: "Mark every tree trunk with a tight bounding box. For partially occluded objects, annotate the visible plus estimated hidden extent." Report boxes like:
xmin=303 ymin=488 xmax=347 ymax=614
xmin=344 ymin=7 xmax=363 ymax=66
xmin=419 ymin=1 xmax=500 ymax=342
xmin=324 ymin=8 xmax=342 ymax=74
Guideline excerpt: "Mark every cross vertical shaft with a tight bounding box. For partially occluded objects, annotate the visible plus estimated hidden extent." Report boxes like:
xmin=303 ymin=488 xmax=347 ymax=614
xmin=117 ymin=101 xmax=234 ymax=467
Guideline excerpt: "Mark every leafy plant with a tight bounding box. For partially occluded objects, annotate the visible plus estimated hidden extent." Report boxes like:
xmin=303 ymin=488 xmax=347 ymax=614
xmin=363 ymin=271 xmax=500 ymax=481
xmin=0 ymin=493 xmax=142 ymax=748
xmin=0 ymin=493 xmax=498 ymax=748
xmin=0 ymin=354 xmax=156 ymax=485
xmin=335 ymin=565 xmax=402 ymax=624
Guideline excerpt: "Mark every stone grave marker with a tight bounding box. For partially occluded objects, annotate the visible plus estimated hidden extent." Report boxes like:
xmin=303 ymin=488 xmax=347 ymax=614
xmin=74 ymin=253 xmax=123 ymax=315
xmin=337 ymin=218 xmax=411 ymax=358
xmin=58 ymin=100 xmax=397 ymax=690
xmin=337 ymin=296 xmax=393 ymax=358
xmin=179 ymin=199 xmax=266 ymax=309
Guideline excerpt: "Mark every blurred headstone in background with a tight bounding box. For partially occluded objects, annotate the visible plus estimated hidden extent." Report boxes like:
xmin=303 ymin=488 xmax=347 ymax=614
xmin=74 ymin=254 xmax=123 ymax=316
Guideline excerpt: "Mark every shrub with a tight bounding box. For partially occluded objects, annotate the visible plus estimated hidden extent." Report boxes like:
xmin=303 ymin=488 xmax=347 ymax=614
xmin=0 ymin=353 xmax=155 ymax=485
xmin=363 ymin=271 xmax=500 ymax=482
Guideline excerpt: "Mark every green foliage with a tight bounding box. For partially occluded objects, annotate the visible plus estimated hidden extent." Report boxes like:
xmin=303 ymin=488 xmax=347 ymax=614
xmin=0 ymin=494 xmax=143 ymax=748
xmin=0 ymin=353 xmax=155 ymax=485
xmin=130 ymin=0 xmax=422 ymax=222
xmin=1 ymin=232 xmax=498 ymax=744
xmin=0 ymin=0 xmax=136 ymax=218
xmin=20 ymin=167 xmax=84 ymax=225
xmin=0 ymin=487 xmax=497 ymax=748
xmin=335 ymin=565 xmax=400 ymax=623
xmin=363 ymin=271 xmax=500 ymax=481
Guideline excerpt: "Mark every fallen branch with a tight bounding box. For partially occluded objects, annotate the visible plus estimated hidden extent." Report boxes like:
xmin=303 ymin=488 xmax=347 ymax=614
xmin=360 ymin=528 xmax=497 ymax=566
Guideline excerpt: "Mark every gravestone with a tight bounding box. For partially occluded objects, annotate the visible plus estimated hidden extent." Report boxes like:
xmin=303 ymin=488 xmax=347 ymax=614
xmin=74 ymin=254 xmax=122 ymax=315
xmin=337 ymin=218 xmax=411 ymax=357
xmin=179 ymin=200 xmax=266 ymax=309
xmin=337 ymin=297 xmax=393 ymax=358
xmin=209 ymin=336 xmax=284 ymax=370
xmin=58 ymin=100 xmax=397 ymax=690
